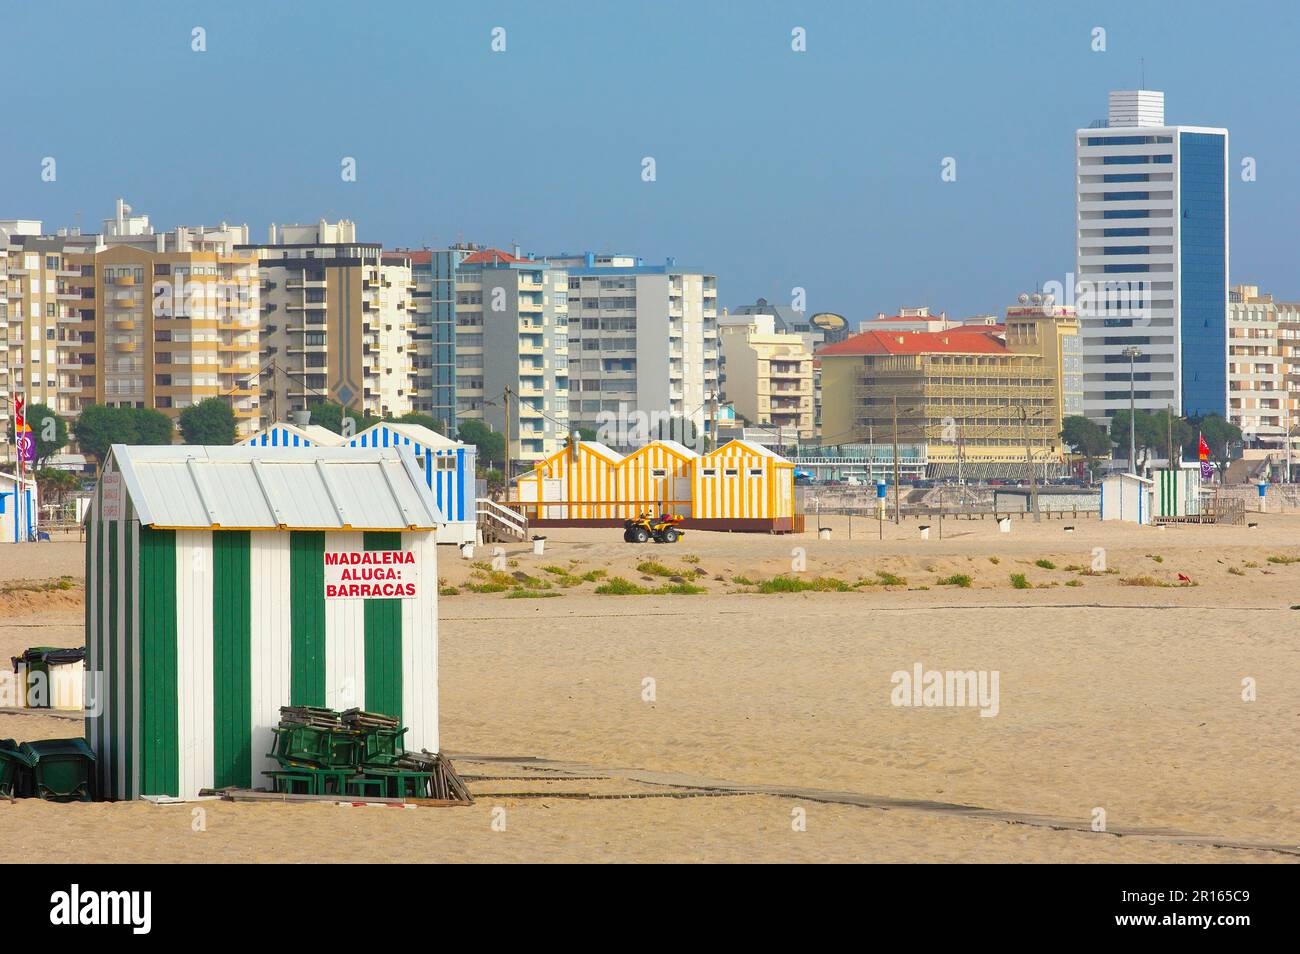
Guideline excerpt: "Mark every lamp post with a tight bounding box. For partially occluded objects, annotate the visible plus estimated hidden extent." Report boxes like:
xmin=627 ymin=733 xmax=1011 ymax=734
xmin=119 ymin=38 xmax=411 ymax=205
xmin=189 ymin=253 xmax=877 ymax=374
xmin=1122 ymin=345 xmax=1142 ymax=475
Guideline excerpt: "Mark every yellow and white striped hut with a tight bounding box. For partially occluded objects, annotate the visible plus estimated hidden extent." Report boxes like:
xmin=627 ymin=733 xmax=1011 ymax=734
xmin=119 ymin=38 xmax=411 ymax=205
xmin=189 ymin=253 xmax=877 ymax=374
xmin=514 ymin=440 xmax=626 ymax=521
xmin=619 ymin=440 xmax=698 ymax=518
xmin=84 ymin=443 xmax=442 ymax=801
xmin=692 ymin=439 xmax=796 ymax=530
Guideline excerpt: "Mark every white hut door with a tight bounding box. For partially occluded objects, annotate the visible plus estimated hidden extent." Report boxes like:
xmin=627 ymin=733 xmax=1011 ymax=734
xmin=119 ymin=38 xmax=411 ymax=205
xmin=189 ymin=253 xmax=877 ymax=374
xmin=542 ymin=478 xmax=564 ymax=520
xmin=672 ymin=476 xmax=691 ymax=516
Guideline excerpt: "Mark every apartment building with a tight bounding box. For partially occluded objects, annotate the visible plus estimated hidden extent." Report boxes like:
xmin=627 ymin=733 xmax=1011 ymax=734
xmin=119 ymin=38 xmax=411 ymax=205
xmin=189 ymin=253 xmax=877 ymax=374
xmin=1004 ymin=296 xmax=1084 ymax=424
xmin=454 ymin=247 xmax=569 ymax=466
xmin=244 ymin=220 xmax=414 ymax=423
xmin=79 ymin=203 xmax=260 ymax=437
xmin=1227 ymin=285 xmax=1284 ymax=448
xmin=1278 ymin=302 xmax=1300 ymax=469
xmin=1076 ymin=90 xmax=1229 ymax=423
xmin=400 ymin=246 xmax=472 ymax=433
xmin=817 ymin=309 xmax=1072 ymax=477
xmin=0 ymin=221 xmax=100 ymax=434
xmin=545 ymin=252 xmax=719 ymax=443
xmin=2 ymin=200 xmax=260 ymax=447
xmin=718 ymin=312 xmax=815 ymax=442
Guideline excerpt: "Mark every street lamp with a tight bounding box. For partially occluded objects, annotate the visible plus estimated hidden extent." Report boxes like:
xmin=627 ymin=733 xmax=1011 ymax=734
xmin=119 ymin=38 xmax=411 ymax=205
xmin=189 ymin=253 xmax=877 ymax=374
xmin=1122 ymin=346 xmax=1142 ymax=475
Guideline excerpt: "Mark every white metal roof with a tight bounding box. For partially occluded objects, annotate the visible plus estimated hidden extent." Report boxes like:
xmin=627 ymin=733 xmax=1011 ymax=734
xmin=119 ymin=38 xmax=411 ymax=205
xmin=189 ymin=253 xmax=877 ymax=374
xmin=353 ymin=421 xmax=459 ymax=450
xmin=639 ymin=439 xmax=699 ymax=459
xmin=240 ymin=422 xmax=347 ymax=447
xmin=573 ymin=440 xmax=624 ymax=462
xmin=107 ymin=444 xmax=444 ymax=531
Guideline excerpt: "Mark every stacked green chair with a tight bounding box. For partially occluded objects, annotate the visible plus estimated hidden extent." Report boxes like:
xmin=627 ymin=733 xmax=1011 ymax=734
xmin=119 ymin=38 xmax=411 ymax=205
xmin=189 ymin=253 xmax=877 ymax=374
xmin=18 ymin=738 xmax=95 ymax=802
xmin=0 ymin=739 xmax=34 ymax=799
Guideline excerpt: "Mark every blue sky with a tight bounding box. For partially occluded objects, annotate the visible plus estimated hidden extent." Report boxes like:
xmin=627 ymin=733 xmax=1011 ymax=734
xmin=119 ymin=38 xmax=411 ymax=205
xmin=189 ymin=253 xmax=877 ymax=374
xmin=5 ymin=0 xmax=1298 ymax=319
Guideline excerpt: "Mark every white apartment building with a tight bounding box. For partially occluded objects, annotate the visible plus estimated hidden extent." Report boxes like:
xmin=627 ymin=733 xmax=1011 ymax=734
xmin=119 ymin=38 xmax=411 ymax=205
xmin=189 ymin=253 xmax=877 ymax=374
xmin=1076 ymin=90 xmax=1229 ymax=423
xmin=454 ymin=247 xmax=569 ymax=465
xmin=546 ymin=252 xmax=718 ymax=444
xmin=0 ymin=221 xmax=99 ymax=441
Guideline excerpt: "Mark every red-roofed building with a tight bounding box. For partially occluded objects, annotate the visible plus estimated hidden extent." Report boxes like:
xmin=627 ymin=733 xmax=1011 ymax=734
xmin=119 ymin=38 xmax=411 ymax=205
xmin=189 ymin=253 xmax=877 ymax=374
xmin=817 ymin=305 xmax=1079 ymax=477
xmin=460 ymin=247 xmax=523 ymax=266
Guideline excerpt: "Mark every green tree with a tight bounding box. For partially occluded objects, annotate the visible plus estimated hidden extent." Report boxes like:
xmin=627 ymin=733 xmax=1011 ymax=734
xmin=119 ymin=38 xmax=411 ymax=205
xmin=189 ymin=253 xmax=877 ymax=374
xmin=7 ymin=402 xmax=67 ymax=466
xmin=35 ymin=467 xmax=80 ymax=505
xmin=577 ymin=427 xmax=598 ymax=442
xmin=458 ymin=419 xmax=505 ymax=468
xmin=1060 ymin=415 xmax=1110 ymax=478
xmin=309 ymin=401 xmax=381 ymax=438
xmin=133 ymin=407 xmax=176 ymax=445
xmin=1148 ymin=409 xmax=1194 ymax=467
xmin=72 ymin=405 xmax=139 ymax=468
xmin=178 ymin=398 xmax=237 ymax=445
xmin=1109 ymin=409 xmax=1166 ymax=472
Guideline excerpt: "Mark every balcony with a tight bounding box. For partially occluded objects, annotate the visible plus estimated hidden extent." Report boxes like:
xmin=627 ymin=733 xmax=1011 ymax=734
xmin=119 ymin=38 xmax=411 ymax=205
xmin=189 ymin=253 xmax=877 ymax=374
xmin=113 ymin=341 xmax=137 ymax=353
xmin=112 ymin=275 xmax=136 ymax=286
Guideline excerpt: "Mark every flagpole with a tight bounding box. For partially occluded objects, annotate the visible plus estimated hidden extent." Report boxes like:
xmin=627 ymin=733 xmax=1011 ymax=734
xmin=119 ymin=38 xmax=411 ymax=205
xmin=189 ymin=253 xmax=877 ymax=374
xmin=14 ymin=394 xmax=25 ymax=544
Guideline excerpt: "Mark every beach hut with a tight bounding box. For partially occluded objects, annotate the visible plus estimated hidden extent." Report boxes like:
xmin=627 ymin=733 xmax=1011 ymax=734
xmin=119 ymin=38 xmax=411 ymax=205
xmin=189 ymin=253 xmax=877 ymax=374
xmin=1152 ymin=468 xmax=1201 ymax=518
xmin=347 ymin=422 xmax=477 ymax=545
xmin=619 ymin=440 xmax=698 ymax=518
xmin=240 ymin=421 xmax=346 ymax=449
xmin=692 ymin=440 xmax=797 ymax=531
xmin=84 ymin=443 xmax=441 ymax=801
xmin=1100 ymin=473 xmax=1152 ymax=524
xmin=514 ymin=440 xmax=626 ymax=521
xmin=0 ymin=471 xmax=38 ymax=543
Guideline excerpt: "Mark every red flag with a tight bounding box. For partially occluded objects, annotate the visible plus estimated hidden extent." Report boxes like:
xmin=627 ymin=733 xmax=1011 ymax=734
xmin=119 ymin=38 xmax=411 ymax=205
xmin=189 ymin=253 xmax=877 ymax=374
xmin=1198 ymin=432 xmax=1210 ymax=461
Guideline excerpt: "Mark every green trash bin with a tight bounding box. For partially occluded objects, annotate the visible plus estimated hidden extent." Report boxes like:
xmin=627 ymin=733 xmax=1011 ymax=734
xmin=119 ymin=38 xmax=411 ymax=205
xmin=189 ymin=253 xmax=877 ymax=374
xmin=19 ymin=738 xmax=95 ymax=802
xmin=0 ymin=739 xmax=35 ymax=799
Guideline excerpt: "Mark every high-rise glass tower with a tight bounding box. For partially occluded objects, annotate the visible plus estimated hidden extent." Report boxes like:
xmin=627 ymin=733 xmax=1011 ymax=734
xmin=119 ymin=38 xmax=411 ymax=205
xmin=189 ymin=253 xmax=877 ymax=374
xmin=1075 ymin=90 xmax=1228 ymax=422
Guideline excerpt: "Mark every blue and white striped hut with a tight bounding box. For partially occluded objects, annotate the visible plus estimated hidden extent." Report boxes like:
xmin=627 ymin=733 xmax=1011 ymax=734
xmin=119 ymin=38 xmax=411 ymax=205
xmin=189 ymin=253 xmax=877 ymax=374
xmin=347 ymin=422 xmax=477 ymax=545
xmin=240 ymin=421 xmax=346 ymax=450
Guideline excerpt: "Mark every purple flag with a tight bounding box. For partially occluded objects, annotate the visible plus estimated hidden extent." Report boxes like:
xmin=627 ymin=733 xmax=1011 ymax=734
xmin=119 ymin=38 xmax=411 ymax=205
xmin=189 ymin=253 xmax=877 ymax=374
xmin=1200 ymin=460 xmax=1213 ymax=481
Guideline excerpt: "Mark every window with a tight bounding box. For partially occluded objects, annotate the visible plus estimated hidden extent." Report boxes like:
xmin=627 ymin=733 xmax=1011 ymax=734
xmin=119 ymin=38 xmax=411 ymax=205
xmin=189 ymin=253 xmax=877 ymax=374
xmin=749 ymin=468 xmax=764 ymax=477
xmin=651 ymin=468 xmax=666 ymax=478
xmin=724 ymin=468 xmax=738 ymax=477
xmin=702 ymin=468 xmax=717 ymax=477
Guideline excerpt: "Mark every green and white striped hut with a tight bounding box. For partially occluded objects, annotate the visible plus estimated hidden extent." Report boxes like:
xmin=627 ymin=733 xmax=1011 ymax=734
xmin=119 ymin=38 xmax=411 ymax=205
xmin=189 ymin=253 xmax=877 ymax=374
xmin=86 ymin=443 xmax=443 ymax=801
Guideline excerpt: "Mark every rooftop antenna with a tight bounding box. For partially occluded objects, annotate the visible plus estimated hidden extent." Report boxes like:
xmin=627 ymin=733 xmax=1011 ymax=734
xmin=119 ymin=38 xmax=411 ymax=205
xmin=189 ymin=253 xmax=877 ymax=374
xmin=1140 ymin=58 xmax=1145 ymax=90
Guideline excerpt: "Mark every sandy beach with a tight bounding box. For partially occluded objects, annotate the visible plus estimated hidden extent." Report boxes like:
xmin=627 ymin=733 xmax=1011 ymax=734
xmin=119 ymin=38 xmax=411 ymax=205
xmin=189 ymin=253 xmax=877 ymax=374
xmin=2 ymin=514 xmax=1298 ymax=862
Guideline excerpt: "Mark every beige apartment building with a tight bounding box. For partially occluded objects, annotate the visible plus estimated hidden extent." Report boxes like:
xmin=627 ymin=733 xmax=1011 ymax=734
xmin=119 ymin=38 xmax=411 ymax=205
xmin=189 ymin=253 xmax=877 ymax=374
xmin=718 ymin=312 xmax=815 ymax=442
xmin=1227 ymin=285 xmax=1285 ymax=449
xmin=244 ymin=220 xmax=415 ymax=424
xmin=1278 ymin=301 xmax=1300 ymax=467
xmin=1 ymin=201 xmax=261 ymax=454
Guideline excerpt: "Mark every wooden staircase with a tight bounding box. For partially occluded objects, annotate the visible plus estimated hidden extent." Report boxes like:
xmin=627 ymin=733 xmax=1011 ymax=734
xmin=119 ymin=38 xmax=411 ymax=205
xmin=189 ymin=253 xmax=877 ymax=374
xmin=477 ymin=498 xmax=528 ymax=543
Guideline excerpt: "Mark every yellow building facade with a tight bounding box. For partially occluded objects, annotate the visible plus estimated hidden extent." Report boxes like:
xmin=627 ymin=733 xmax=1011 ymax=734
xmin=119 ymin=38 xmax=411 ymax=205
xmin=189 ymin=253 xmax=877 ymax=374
xmin=818 ymin=303 xmax=1078 ymax=478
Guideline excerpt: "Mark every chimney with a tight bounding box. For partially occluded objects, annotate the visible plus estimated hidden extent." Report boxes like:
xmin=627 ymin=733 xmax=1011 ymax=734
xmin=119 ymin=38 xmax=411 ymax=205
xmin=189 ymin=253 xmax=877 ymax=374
xmin=512 ymin=243 xmax=522 ymax=259
xmin=269 ymin=223 xmax=278 ymax=244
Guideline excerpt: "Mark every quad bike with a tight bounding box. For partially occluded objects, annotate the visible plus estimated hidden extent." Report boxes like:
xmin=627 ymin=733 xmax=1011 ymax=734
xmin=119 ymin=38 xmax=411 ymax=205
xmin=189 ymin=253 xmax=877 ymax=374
xmin=623 ymin=510 xmax=686 ymax=544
